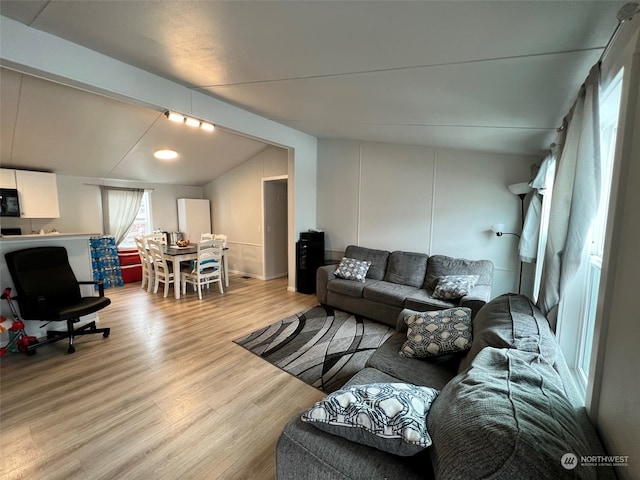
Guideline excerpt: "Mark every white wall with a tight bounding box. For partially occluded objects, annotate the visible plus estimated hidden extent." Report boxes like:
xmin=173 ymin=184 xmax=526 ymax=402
xmin=204 ymin=145 xmax=287 ymax=279
xmin=0 ymin=16 xmax=317 ymax=292
xmin=0 ymin=174 xmax=203 ymax=236
xmin=317 ymin=140 xmax=536 ymax=297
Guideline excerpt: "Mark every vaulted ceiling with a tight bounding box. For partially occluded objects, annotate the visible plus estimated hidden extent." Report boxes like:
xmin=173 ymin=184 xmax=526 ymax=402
xmin=0 ymin=1 xmax=626 ymax=186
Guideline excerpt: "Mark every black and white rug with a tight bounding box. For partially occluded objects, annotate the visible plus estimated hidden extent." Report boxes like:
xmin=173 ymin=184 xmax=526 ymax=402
xmin=233 ymin=305 xmax=394 ymax=393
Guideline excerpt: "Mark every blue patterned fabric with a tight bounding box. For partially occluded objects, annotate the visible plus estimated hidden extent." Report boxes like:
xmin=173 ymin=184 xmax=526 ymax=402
xmin=301 ymin=383 xmax=439 ymax=456
xmin=334 ymin=257 xmax=372 ymax=282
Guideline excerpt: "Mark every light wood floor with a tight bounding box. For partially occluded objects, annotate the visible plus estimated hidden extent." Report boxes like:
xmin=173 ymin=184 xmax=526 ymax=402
xmin=0 ymin=275 xmax=324 ymax=480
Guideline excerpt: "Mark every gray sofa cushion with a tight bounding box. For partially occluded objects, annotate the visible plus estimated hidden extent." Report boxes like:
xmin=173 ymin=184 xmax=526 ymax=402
xmin=428 ymin=347 xmax=597 ymax=480
xmin=424 ymin=255 xmax=494 ymax=291
xmin=383 ymin=251 xmax=429 ymax=288
xmin=276 ymin=367 xmax=436 ymax=480
xmin=458 ymin=293 xmax=557 ymax=372
xmin=344 ymin=245 xmax=390 ymax=281
xmin=366 ymin=333 xmax=460 ymax=390
xmin=362 ymin=282 xmax=420 ymax=308
xmin=327 ymin=278 xmax=379 ymax=298
xmin=404 ymin=290 xmax=456 ymax=313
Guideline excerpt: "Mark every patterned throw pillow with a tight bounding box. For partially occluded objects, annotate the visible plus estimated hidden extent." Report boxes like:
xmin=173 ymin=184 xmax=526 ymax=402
xmin=301 ymin=383 xmax=439 ymax=456
xmin=432 ymin=275 xmax=479 ymax=300
xmin=334 ymin=257 xmax=372 ymax=282
xmin=400 ymin=308 xmax=472 ymax=357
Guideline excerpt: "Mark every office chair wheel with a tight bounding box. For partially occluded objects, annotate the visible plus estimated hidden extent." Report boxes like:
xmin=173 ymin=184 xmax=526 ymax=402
xmin=67 ymin=345 xmax=75 ymax=354
xmin=27 ymin=349 xmax=37 ymax=356
xmin=103 ymin=328 xmax=110 ymax=338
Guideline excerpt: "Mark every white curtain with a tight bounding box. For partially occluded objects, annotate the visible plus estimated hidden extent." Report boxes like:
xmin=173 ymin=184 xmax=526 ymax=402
xmin=519 ymin=151 xmax=557 ymax=263
xmin=101 ymin=187 xmax=145 ymax=245
xmin=537 ymin=64 xmax=602 ymax=326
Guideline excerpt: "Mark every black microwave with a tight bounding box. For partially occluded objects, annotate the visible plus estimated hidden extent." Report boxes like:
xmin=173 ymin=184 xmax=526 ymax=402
xmin=0 ymin=188 xmax=20 ymax=217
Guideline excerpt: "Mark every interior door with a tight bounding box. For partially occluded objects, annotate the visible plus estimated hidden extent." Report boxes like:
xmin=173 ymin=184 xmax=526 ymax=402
xmin=263 ymin=179 xmax=288 ymax=279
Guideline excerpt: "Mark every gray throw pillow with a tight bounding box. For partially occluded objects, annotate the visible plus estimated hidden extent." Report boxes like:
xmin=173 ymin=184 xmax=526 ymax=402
xmin=400 ymin=308 xmax=472 ymax=357
xmin=432 ymin=275 xmax=478 ymax=300
xmin=301 ymin=383 xmax=439 ymax=456
xmin=334 ymin=257 xmax=372 ymax=282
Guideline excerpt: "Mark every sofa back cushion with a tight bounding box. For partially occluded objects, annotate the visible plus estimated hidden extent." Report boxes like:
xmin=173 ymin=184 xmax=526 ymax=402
xmin=458 ymin=293 xmax=557 ymax=372
xmin=344 ymin=245 xmax=390 ymax=281
xmin=383 ymin=251 xmax=429 ymax=288
xmin=424 ymin=255 xmax=493 ymax=291
xmin=428 ymin=347 xmax=598 ymax=480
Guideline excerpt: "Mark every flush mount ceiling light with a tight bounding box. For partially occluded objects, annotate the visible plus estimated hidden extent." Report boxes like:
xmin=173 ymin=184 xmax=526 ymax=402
xmin=164 ymin=111 xmax=215 ymax=132
xmin=154 ymin=149 xmax=178 ymax=160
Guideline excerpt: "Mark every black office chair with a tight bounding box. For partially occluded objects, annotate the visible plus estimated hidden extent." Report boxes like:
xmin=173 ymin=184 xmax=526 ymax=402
xmin=4 ymin=246 xmax=111 ymax=354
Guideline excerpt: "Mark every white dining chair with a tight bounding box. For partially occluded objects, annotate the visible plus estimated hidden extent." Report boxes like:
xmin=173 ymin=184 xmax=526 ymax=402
xmin=144 ymin=232 xmax=167 ymax=245
xmin=213 ymin=233 xmax=227 ymax=247
xmin=147 ymin=239 xmax=176 ymax=297
xmin=200 ymin=233 xmax=214 ymax=241
xmin=134 ymin=236 xmax=154 ymax=292
xmin=181 ymin=239 xmax=224 ymax=300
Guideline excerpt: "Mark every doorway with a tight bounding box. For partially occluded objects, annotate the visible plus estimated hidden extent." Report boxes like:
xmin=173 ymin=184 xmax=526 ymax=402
xmin=263 ymin=177 xmax=288 ymax=279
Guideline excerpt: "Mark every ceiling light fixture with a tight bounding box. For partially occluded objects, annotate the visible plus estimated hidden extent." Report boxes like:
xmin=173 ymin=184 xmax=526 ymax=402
xmin=164 ymin=111 xmax=215 ymax=132
xmin=166 ymin=111 xmax=185 ymax=123
xmin=154 ymin=149 xmax=178 ymax=160
xmin=185 ymin=117 xmax=200 ymax=128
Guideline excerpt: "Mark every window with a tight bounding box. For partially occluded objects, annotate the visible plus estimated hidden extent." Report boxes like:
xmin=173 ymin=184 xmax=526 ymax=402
xmin=575 ymin=72 xmax=623 ymax=384
xmin=119 ymin=191 xmax=153 ymax=249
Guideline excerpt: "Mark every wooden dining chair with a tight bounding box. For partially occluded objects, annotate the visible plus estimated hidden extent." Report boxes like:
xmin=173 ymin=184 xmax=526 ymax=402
xmin=200 ymin=233 xmax=214 ymax=241
xmin=147 ymin=239 xmax=176 ymax=297
xmin=181 ymin=239 xmax=223 ymax=300
xmin=134 ymin=236 xmax=154 ymax=292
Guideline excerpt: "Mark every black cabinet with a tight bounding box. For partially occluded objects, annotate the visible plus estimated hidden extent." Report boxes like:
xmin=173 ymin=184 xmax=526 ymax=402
xmin=296 ymin=231 xmax=324 ymax=294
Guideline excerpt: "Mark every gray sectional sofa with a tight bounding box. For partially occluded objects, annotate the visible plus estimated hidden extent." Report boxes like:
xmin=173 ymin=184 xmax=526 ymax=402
xmin=276 ymin=294 xmax=614 ymax=480
xmin=317 ymin=245 xmax=494 ymax=326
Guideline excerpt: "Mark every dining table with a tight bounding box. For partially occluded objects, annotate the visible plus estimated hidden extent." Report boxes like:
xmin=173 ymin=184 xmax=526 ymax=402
xmin=162 ymin=244 xmax=229 ymax=299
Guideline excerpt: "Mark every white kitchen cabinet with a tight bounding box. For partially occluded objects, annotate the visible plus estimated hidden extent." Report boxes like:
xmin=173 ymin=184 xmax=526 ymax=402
xmin=0 ymin=168 xmax=17 ymax=188
xmin=178 ymin=198 xmax=211 ymax=242
xmin=15 ymin=170 xmax=60 ymax=218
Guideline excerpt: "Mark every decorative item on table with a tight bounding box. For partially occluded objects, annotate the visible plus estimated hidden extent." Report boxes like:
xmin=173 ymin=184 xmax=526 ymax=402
xmin=176 ymin=239 xmax=190 ymax=247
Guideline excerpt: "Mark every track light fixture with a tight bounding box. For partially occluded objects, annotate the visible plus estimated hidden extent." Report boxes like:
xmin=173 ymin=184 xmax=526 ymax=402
xmin=164 ymin=111 xmax=215 ymax=132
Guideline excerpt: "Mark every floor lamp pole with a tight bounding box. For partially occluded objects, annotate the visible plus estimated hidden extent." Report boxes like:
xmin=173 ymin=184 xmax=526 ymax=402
xmin=517 ymin=193 xmax=525 ymax=295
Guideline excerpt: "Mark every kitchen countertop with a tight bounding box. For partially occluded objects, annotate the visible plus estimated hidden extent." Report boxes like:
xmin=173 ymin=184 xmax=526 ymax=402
xmin=0 ymin=233 xmax=99 ymax=240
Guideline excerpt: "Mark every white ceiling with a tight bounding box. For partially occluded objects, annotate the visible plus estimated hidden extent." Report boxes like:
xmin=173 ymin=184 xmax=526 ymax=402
xmin=0 ymin=68 xmax=271 ymax=186
xmin=0 ymin=1 xmax=627 ymax=186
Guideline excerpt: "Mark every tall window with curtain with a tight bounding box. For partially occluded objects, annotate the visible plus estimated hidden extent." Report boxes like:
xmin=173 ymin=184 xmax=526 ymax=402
xmin=576 ymin=71 xmax=623 ymax=385
xmin=100 ymin=186 xmax=145 ymax=246
xmin=531 ymin=63 xmax=624 ymax=398
xmin=537 ymin=64 xmax=602 ymax=328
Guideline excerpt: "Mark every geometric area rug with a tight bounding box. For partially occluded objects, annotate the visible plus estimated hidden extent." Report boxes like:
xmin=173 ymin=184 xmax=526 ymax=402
xmin=233 ymin=305 xmax=395 ymax=393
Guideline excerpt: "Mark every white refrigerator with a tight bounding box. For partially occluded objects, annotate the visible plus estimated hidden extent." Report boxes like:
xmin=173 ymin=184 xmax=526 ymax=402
xmin=177 ymin=198 xmax=211 ymax=242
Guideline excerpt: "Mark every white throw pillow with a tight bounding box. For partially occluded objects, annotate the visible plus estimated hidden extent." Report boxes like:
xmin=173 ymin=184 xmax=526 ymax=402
xmin=334 ymin=257 xmax=372 ymax=282
xmin=301 ymin=382 xmax=439 ymax=456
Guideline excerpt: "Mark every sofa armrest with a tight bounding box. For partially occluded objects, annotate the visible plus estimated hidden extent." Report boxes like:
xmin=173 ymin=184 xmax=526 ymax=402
xmin=316 ymin=265 xmax=337 ymax=304
xmin=460 ymin=284 xmax=491 ymax=318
